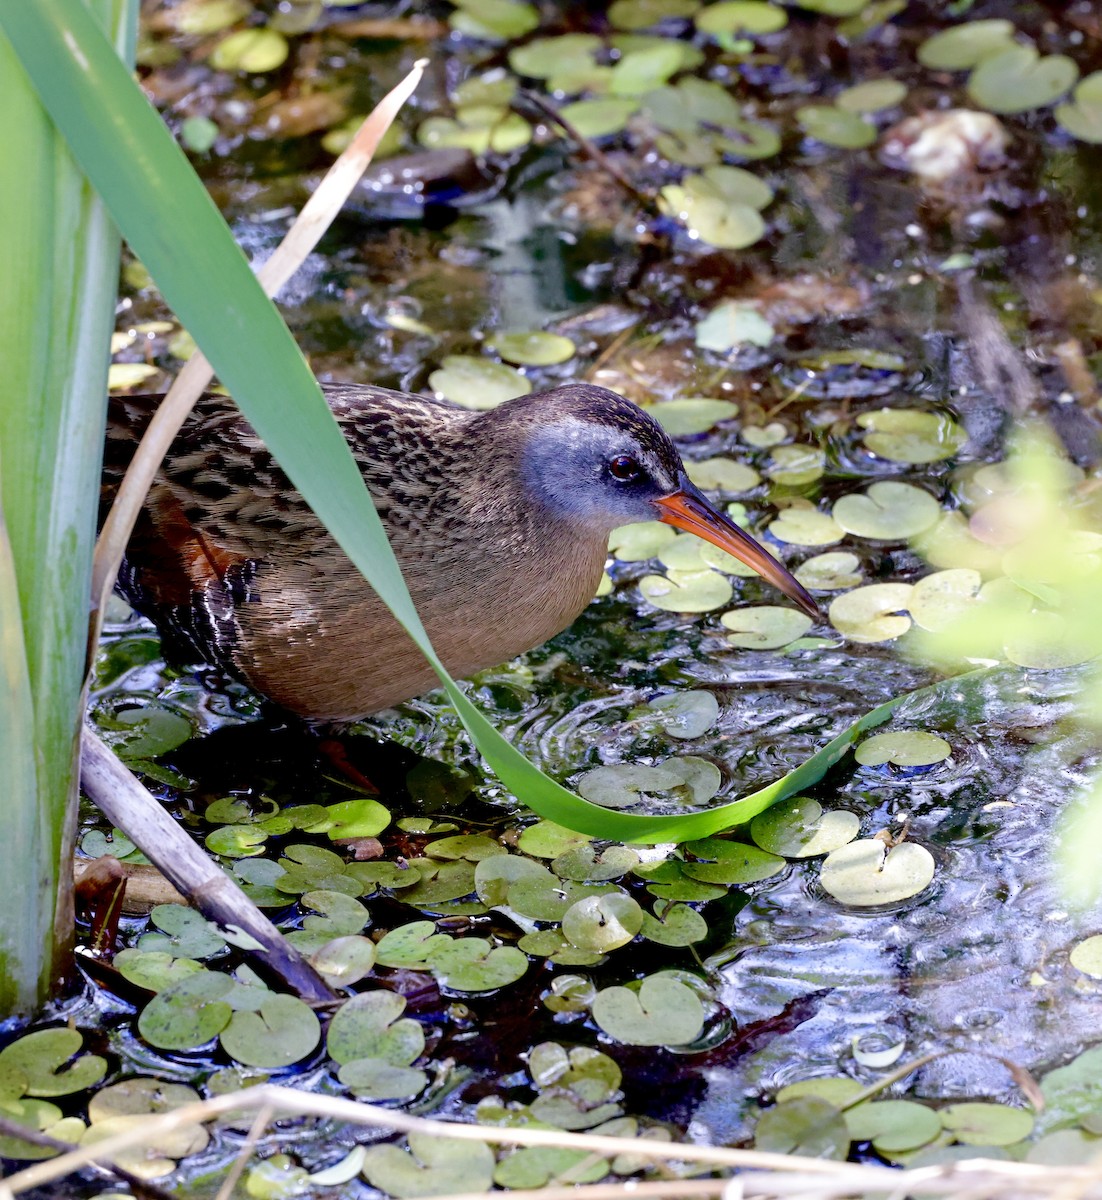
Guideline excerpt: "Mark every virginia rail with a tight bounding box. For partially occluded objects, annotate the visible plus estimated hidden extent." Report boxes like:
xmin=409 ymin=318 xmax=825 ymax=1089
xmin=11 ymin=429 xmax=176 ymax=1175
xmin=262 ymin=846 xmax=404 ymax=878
xmin=103 ymin=382 xmax=817 ymax=721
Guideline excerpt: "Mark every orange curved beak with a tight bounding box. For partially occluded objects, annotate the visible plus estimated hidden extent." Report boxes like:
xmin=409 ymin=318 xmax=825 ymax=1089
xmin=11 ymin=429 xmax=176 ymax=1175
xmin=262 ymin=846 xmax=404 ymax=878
xmin=654 ymin=475 xmax=820 ymax=620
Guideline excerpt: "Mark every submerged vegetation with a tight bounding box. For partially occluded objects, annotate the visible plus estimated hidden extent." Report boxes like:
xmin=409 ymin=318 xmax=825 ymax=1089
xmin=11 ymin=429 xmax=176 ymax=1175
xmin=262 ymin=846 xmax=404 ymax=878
xmin=3 ymin=0 xmax=1102 ymax=1195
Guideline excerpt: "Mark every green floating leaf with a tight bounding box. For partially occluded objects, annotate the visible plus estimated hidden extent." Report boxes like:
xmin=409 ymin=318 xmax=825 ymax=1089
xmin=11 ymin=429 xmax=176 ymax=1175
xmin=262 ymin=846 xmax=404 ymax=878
xmin=769 ymin=504 xmax=841 ymax=547
xmin=591 ymin=974 xmax=705 ymax=1046
xmin=742 ymin=421 xmax=786 ymax=447
xmin=562 ymin=892 xmax=644 ymax=951
xmin=339 ymin=1058 xmax=427 ymax=1102
xmin=647 ymin=689 xmax=720 ymax=738
xmin=428 ymin=939 xmax=528 ymax=991
xmin=917 ymin=19 xmax=1017 ymax=71
xmin=219 ymin=994 xmax=321 ymax=1068
xmin=909 ymin=568 xmax=982 ymax=631
xmin=448 ymin=0 xmax=539 ymax=40
xmin=750 ymin=797 xmax=859 ymax=858
xmin=766 ymin=445 xmax=826 ymax=487
xmin=639 ymin=569 xmax=733 ymax=612
xmin=651 ymin=397 xmax=739 ymax=436
xmin=139 ymin=904 xmax=226 ymax=960
xmin=682 ymin=836 xmax=785 ymax=883
xmin=0 ymin=1099 xmax=67 ymax=1160
xmin=0 ymin=1030 xmax=105 ymax=1098
xmin=829 ymin=583 xmax=913 ymax=643
xmin=836 ymin=79 xmax=907 ymax=113
xmin=508 ymin=34 xmax=601 ymax=80
xmin=374 ymin=921 xmax=451 ymax=969
xmin=609 ymin=519 xmax=677 ymax=561
xmin=208 ymin=27 xmax=288 ymax=72
xmin=610 ymin=43 xmax=685 ymax=95
xmin=517 ymin=821 xmax=591 ymax=858
xmin=608 ymin=0 xmax=701 ymax=31
xmin=967 ymin=45 xmax=1078 ymax=114
xmin=845 ymin=1099 xmax=941 ymax=1154
xmin=315 ymin=797 xmax=391 ymax=841
xmin=1070 ymin=935 xmax=1102 ymax=980
xmin=553 ymin=844 xmax=640 ymax=881
xmin=855 ymin=731 xmax=951 ymax=768
xmin=695 ymin=301 xmax=775 ymax=352
xmin=858 ymin=408 xmax=967 ymax=463
xmin=832 ymin=481 xmax=941 ymax=540
xmin=309 ymin=936 xmax=377 ymax=989
xmin=418 ymin=107 xmax=532 ymax=154
xmin=558 ymin=97 xmax=640 ymax=138
xmin=429 ymin=355 xmax=531 ymax=409
xmin=696 ymin=1 xmax=787 ymax=37
xmin=487 ymin=330 xmax=576 ymax=366
xmin=820 ymin=840 xmax=935 ymax=906
xmin=776 ymin=1076 xmax=866 ymax=1106
xmin=795 ymin=552 xmax=863 ymax=591
xmin=114 ymin=949 xmax=204 ymax=993
xmin=755 ymin=1097 xmax=850 ymax=1159
xmin=577 ymin=758 xmax=721 ymax=810
xmin=685 ymin=455 xmax=761 ymax=491
xmin=328 ymin=992 xmax=424 ymax=1067
xmin=797 ymin=105 xmax=876 ymax=149
xmin=1055 ymin=73 xmax=1102 ymax=143
xmin=721 ymin=606 xmax=813 ymax=649
xmin=110 ymin=704 xmax=192 ymax=759
xmin=495 ymin=1146 xmax=608 ymax=1188
xmin=661 ymin=172 xmax=767 ymax=249
xmin=138 ymin=972 xmax=234 ymax=1050
xmin=940 ymin=1102 xmax=1034 ymax=1146
xmin=362 ymin=1132 xmax=495 ymax=1198
xmin=639 ymin=901 xmax=709 ymax=945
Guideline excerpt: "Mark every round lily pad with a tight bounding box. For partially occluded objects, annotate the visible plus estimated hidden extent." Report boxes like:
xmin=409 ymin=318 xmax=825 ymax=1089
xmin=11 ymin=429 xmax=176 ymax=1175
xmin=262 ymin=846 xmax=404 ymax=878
xmin=909 ymin=568 xmax=982 ymax=631
xmin=558 ymin=97 xmax=640 ymax=139
xmin=553 ymin=844 xmax=640 ymax=882
xmin=219 ymin=994 xmax=321 ymax=1068
xmin=639 ymin=902 xmax=709 ymax=946
xmin=591 ymin=974 xmax=705 ymax=1046
xmin=609 ymin=520 xmax=677 ymax=561
xmin=1056 ymin=73 xmax=1102 ymax=143
xmin=338 ymin=1059 xmax=427 ymax=1102
xmin=829 ymin=583 xmax=914 ymax=642
xmin=647 ymin=689 xmax=720 ymax=738
xmin=327 ymin=992 xmax=424 ymax=1067
xmin=475 ymin=855 xmax=555 ymax=906
xmin=750 ymin=797 xmax=860 ymax=858
xmin=795 ymin=552 xmax=863 ymax=591
xmin=209 ymin=28 xmax=289 ymax=73
xmin=766 ymin=445 xmax=826 ymax=487
xmin=661 ymin=182 xmax=766 ymax=249
xmin=820 ymin=840 xmax=936 ymax=906
xmin=858 ymin=409 xmax=967 ymax=463
xmin=697 ymin=0 xmax=786 ymax=37
xmin=111 ymin=704 xmax=192 ymax=759
xmin=832 ymin=482 xmax=941 ymax=540
xmin=797 ymin=105 xmax=877 ymax=149
xmin=508 ymin=34 xmax=601 ymax=79
xmin=855 ymin=731 xmax=951 ymax=768
xmin=608 ymin=0 xmax=700 ymax=30
xmin=917 ymin=20 xmax=1017 ymax=71
xmin=517 ymin=821 xmax=591 ymax=858
xmin=362 ymin=1132 xmax=495 ymax=1198
xmin=685 ymin=456 xmax=761 ymax=492
xmin=429 ymin=355 xmax=531 ymax=409
xmin=769 ymin=505 xmax=843 ymax=547
xmin=967 ymin=45 xmax=1078 ymax=115
xmin=562 ymin=893 xmax=644 ymax=952
xmin=755 ymin=1097 xmax=850 ymax=1159
xmin=0 ymin=1029 xmax=106 ymax=1098
xmin=418 ymin=108 xmax=532 ymax=154
xmin=487 ymin=331 xmax=576 ymax=366
xmin=449 ymin=0 xmax=539 ymax=40
xmin=776 ymin=1076 xmax=866 ymax=1106
xmin=576 ymin=758 xmax=721 ymax=809
xmin=695 ymin=303 xmax=775 ymax=353
xmin=640 ymin=569 xmax=733 ymax=612
xmin=1070 ymin=936 xmax=1102 ymax=979
xmin=427 ymin=938 xmax=528 ymax=991
xmin=836 ymin=79 xmax=907 ymax=113
xmin=742 ymin=422 xmax=787 ymax=448
xmin=940 ymin=1102 xmax=1034 ymax=1146
xmin=137 ymin=971 xmax=234 ymax=1050
xmin=650 ymin=397 xmax=739 ymax=436
xmin=310 ymin=936 xmax=377 ymax=989
xmin=721 ymin=606 xmax=813 ymax=649
xmin=845 ymin=1099 xmax=942 ymax=1153
xmin=139 ymin=904 xmax=226 ymax=960
xmin=610 ymin=42 xmax=685 ymax=95
xmin=682 ymin=840 xmax=784 ymax=884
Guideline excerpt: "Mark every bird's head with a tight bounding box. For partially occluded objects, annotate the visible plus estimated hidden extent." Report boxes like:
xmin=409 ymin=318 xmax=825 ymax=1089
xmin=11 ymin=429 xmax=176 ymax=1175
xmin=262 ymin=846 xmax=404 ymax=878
xmin=482 ymin=383 xmax=819 ymax=618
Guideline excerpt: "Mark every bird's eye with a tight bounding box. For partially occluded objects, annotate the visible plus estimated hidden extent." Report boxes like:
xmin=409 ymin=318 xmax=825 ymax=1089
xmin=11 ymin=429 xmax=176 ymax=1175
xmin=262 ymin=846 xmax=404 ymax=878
xmin=608 ymin=454 xmax=643 ymax=483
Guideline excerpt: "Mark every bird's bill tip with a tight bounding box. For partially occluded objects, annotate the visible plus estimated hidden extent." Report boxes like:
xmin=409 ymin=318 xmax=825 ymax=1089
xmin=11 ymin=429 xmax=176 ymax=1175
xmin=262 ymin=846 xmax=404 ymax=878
xmin=653 ymin=483 xmax=821 ymax=620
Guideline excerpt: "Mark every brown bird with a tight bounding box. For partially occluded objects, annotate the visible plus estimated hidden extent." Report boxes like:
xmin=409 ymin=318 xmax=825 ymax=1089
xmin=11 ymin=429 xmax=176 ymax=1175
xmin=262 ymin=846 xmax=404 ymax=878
xmin=102 ymin=382 xmax=817 ymax=722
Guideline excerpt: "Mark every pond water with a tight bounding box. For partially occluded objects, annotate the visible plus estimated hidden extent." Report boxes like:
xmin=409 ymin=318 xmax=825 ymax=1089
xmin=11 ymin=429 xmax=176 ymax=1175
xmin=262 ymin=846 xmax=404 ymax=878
xmin=25 ymin=0 xmax=1102 ymax=1194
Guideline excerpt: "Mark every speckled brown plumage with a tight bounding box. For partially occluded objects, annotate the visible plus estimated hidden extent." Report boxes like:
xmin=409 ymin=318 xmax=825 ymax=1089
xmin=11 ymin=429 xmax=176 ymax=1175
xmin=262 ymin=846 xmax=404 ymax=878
xmin=103 ymin=381 xmax=815 ymax=722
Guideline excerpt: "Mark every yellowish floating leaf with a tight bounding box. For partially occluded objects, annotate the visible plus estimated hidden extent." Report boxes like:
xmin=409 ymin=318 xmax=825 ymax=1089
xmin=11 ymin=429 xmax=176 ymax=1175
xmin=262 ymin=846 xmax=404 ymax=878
xmin=720 ymin=605 xmax=813 ymax=649
xmin=820 ymin=840 xmax=935 ymax=906
xmin=909 ymin=568 xmax=982 ymax=631
xmin=769 ymin=502 xmax=843 ymax=546
xmin=640 ymin=569 xmax=733 ymax=612
xmin=829 ymin=583 xmax=914 ymax=642
xmin=650 ymin=398 xmax=739 ymax=436
xmin=795 ymin=551 xmax=863 ymax=591
xmin=609 ymin=521 xmax=677 ymax=561
xmin=685 ymin=456 xmax=761 ymax=492
xmin=858 ymin=408 xmax=967 ymax=463
xmin=854 ymin=731 xmax=951 ymax=767
xmin=832 ymin=481 xmax=941 ymax=540
xmin=428 ymin=355 xmax=531 ymax=409
xmin=766 ymin=444 xmax=826 ymax=486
